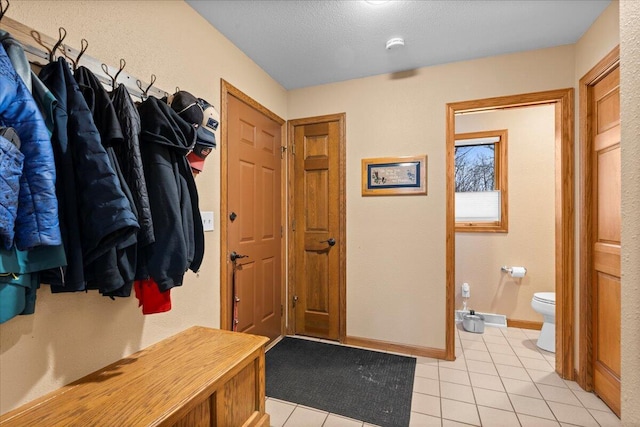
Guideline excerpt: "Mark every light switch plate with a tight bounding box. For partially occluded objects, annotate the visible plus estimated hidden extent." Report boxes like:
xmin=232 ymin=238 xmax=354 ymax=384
xmin=201 ymin=211 xmax=214 ymax=231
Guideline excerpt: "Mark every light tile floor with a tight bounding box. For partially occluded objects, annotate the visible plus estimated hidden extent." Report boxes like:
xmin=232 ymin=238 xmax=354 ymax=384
xmin=266 ymin=326 xmax=621 ymax=427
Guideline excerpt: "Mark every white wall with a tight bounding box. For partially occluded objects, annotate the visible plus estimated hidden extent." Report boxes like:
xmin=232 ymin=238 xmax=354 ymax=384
xmin=455 ymin=105 xmax=556 ymax=322
xmin=0 ymin=0 xmax=287 ymax=413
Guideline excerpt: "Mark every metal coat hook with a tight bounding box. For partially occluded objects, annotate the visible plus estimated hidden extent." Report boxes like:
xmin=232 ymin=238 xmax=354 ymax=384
xmin=0 ymin=0 xmax=10 ymax=22
xmin=50 ymin=27 xmax=67 ymax=63
xmin=101 ymin=63 xmax=113 ymax=84
xmin=113 ymin=59 xmax=126 ymax=89
xmin=66 ymin=38 xmax=88 ymax=71
xmin=136 ymin=74 xmax=156 ymax=100
xmin=101 ymin=58 xmax=126 ymax=90
xmin=74 ymin=38 xmax=88 ymax=70
xmin=30 ymin=28 xmax=67 ymax=63
xmin=30 ymin=30 xmax=52 ymax=61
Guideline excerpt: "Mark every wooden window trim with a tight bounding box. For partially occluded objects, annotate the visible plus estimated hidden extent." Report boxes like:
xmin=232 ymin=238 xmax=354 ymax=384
xmin=454 ymin=129 xmax=508 ymax=233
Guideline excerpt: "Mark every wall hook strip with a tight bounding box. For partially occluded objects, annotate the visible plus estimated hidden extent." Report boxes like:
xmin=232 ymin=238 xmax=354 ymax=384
xmin=1 ymin=16 xmax=169 ymax=100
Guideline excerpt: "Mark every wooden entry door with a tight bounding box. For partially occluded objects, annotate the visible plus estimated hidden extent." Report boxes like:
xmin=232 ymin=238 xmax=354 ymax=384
xmin=589 ymin=64 xmax=621 ymax=416
xmin=289 ymin=114 xmax=345 ymax=341
xmin=226 ymin=89 xmax=284 ymax=341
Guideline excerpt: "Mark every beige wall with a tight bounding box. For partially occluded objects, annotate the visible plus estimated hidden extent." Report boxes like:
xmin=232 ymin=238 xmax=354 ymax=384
xmin=0 ymin=1 xmax=287 ymax=413
xmin=455 ymin=106 xmax=556 ymax=322
xmin=288 ymin=46 xmax=575 ymax=349
xmin=575 ymin=0 xmax=620 ymax=79
xmin=621 ymin=1 xmax=640 ymax=423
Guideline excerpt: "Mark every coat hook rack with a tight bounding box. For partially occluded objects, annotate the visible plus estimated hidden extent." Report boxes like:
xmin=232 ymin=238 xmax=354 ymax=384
xmin=6 ymin=16 xmax=168 ymax=100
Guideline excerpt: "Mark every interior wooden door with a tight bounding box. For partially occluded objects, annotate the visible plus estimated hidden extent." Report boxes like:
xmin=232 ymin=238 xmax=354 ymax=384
xmin=590 ymin=65 xmax=621 ymax=416
xmin=291 ymin=118 xmax=343 ymax=340
xmin=227 ymin=93 xmax=282 ymax=341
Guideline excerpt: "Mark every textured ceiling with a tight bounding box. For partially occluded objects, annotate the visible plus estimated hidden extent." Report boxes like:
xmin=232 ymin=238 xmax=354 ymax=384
xmin=187 ymin=0 xmax=611 ymax=90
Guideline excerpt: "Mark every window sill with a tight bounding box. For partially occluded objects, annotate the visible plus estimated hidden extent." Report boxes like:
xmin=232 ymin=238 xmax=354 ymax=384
xmin=455 ymin=222 xmax=508 ymax=233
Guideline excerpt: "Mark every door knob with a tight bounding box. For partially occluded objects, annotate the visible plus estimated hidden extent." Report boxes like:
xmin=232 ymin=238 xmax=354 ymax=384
xmin=320 ymin=238 xmax=336 ymax=247
xmin=230 ymin=251 xmax=248 ymax=262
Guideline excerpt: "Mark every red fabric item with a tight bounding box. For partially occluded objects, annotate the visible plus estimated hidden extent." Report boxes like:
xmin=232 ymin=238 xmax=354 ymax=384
xmin=134 ymin=279 xmax=172 ymax=315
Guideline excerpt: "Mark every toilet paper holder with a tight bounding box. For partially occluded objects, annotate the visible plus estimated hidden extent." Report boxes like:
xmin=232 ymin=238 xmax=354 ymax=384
xmin=501 ymin=266 xmax=527 ymax=276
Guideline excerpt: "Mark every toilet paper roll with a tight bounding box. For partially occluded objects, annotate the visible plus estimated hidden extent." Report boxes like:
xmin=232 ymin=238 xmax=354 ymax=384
xmin=510 ymin=266 xmax=527 ymax=278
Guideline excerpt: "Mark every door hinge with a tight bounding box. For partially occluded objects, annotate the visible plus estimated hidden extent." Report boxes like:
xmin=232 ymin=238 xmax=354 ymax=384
xmin=280 ymin=145 xmax=287 ymax=159
xmin=281 ymin=225 xmax=283 ymax=237
xmin=291 ymin=143 xmax=296 ymax=155
xmin=281 ymin=304 xmax=284 ymax=317
xmin=292 ymin=219 xmax=296 ymax=231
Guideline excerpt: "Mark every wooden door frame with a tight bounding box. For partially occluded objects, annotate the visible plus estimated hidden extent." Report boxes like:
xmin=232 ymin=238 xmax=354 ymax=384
xmin=286 ymin=113 xmax=347 ymax=341
xmin=577 ymin=45 xmax=620 ymax=391
xmin=446 ymin=89 xmax=575 ymax=379
xmin=219 ymin=79 xmax=287 ymax=332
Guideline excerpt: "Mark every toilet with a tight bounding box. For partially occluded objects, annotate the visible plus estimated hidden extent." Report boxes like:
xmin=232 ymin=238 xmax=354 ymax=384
xmin=531 ymin=292 xmax=555 ymax=353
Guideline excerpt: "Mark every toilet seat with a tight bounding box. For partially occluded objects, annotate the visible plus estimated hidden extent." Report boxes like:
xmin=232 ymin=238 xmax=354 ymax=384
xmin=533 ymin=292 xmax=555 ymax=305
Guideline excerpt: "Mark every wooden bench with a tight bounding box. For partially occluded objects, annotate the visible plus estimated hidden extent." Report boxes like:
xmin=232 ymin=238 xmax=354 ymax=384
xmin=0 ymin=326 xmax=270 ymax=426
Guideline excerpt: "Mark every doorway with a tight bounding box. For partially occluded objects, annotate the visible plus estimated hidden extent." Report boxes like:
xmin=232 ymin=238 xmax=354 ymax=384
xmin=287 ymin=114 xmax=346 ymax=341
xmin=446 ymin=89 xmax=575 ymax=380
xmin=220 ymin=80 xmax=286 ymax=341
xmin=578 ymin=46 xmax=621 ymax=417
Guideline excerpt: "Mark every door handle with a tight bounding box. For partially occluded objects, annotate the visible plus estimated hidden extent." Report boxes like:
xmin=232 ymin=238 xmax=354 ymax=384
xmin=230 ymin=251 xmax=248 ymax=262
xmin=320 ymin=238 xmax=336 ymax=247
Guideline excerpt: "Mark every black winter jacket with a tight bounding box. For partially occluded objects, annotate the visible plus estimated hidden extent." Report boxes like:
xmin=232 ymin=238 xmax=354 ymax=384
xmin=39 ymin=58 xmax=139 ymax=291
xmin=74 ymin=66 xmax=139 ymax=296
xmin=137 ymin=97 xmax=204 ymax=291
xmin=111 ymin=84 xmax=154 ymax=248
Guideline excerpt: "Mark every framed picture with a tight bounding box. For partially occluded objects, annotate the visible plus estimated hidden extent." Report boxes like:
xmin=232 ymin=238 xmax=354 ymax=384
xmin=361 ymin=155 xmax=427 ymax=196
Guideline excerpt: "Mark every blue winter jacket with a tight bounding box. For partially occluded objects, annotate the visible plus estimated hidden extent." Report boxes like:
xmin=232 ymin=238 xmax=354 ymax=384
xmin=0 ymin=44 xmax=61 ymax=250
xmin=0 ymin=134 xmax=23 ymax=249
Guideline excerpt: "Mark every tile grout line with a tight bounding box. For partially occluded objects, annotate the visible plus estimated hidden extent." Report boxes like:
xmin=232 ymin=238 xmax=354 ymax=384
xmin=480 ymin=331 xmax=519 ymax=419
xmin=502 ymin=327 xmax=603 ymax=426
xmin=500 ymin=327 xmax=562 ymax=425
xmin=453 ymin=326 xmax=484 ymax=426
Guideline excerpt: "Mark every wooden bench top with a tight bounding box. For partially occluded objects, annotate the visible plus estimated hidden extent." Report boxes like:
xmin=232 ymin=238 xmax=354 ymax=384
xmin=0 ymin=326 xmax=268 ymax=426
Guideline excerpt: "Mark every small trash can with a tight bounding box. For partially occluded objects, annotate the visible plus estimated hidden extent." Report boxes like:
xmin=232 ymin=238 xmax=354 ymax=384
xmin=462 ymin=312 xmax=485 ymax=334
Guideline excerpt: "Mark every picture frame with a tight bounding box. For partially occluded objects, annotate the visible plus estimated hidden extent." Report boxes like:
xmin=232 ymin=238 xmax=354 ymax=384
xmin=361 ymin=155 xmax=427 ymax=196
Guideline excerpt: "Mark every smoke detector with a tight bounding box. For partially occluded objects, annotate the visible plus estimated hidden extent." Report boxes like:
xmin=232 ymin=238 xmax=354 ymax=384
xmin=386 ymin=37 xmax=405 ymax=50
